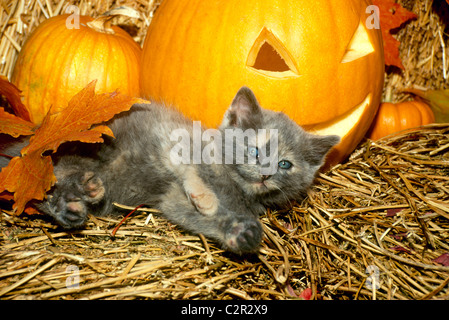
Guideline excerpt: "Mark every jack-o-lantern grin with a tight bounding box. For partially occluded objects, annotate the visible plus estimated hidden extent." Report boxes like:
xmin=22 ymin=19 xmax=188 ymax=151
xmin=304 ymin=93 xmax=372 ymax=138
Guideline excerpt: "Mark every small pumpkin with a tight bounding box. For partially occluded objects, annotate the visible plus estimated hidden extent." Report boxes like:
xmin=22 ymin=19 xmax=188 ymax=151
xmin=367 ymin=100 xmax=435 ymax=140
xmin=11 ymin=14 xmax=141 ymax=124
xmin=141 ymin=0 xmax=384 ymax=166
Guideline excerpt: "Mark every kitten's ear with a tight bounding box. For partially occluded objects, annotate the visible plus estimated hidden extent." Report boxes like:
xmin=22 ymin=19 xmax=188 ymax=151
xmin=305 ymin=134 xmax=340 ymax=167
xmin=220 ymin=87 xmax=263 ymax=129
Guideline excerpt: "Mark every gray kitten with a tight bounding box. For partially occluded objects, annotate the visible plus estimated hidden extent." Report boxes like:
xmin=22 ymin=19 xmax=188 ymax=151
xmin=0 ymin=87 xmax=339 ymax=254
xmin=218 ymin=87 xmax=340 ymax=213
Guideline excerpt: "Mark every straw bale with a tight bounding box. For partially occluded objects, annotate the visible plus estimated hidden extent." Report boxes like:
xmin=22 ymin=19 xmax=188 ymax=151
xmin=1 ymin=123 xmax=448 ymax=300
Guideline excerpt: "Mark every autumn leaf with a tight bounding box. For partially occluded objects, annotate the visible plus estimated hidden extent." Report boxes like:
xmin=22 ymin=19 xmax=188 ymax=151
xmin=0 ymin=75 xmax=31 ymax=122
xmin=390 ymin=245 xmax=412 ymax=254
xmin=0 ymin=80 xmax=147 ymax=214
xmin=386 ymin=208 xmax=403 ymax=217
xmin=433 ymin=253 xmax=449 ymax=266
xmin=0 ymin=107 xmax=34 ymax=138
xmin=299 ymin=288 xmax=313 ymax=300
xmin=0 ymin=153 xmax=56 ymax=212
xmin=372 ymin=0 xmax=417 ymax=69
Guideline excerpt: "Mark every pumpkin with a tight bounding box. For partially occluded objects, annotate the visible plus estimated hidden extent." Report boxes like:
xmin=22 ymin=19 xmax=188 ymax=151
xmin=140 ymin=0 xmax=384 ymax=166
xmin=367 ymin=100 xmax=435 ymax=140
xmin=11 ymin=14 xmax=141 ymax=124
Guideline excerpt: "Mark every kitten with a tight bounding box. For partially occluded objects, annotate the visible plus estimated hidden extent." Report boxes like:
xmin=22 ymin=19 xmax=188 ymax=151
xmin=0 ymin=102 xmax=263 ymax=254
xmin=0 ymin=87 xmax=339 ymax=255
xmin=219 ymin=87 xmax=340 ymax=213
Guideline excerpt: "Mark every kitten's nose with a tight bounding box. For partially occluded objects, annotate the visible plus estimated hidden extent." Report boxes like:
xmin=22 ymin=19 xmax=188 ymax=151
xmin=261 ymin=175 xmax=270 ymax=181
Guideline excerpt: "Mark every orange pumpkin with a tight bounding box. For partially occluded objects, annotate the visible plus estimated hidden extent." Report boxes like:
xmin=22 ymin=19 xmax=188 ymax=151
xmin=140 ymin=0 xmax=384 ymax=166
xmin=367 ymin=100 xmax=435 ymax=140
xmin=12 ymin=14 xmax=141 ymax=124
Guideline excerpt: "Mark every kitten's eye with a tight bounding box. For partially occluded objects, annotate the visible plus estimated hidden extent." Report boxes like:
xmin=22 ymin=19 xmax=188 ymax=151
xmin=248 ymin=146 xmax=259 ymax=158
xmin=278 ymin=160 xmax=292 ymax=169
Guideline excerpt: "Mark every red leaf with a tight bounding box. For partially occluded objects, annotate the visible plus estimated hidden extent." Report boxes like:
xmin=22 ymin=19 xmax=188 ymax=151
xmin=371 ymin=0 xmax=417 ymax=69
xmin=433 ymin=253 xmax=449 ymax=266
xmin=392 ymin=232 xmax=408 ymax=240
xmin=386 ymin=208 xmax=403 ymax=217
xmin=299 ymin=288 xmax=313 ymax=300
xmin=390 ymin=245 xmax=412 ymax=254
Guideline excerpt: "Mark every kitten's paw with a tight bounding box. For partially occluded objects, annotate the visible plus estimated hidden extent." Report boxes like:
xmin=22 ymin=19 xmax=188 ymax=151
xmin=189 ymin=191 xmax=219 ymax=216
xmin=39 ymin=193 xmax=89 ymax=229
xmin=224 ymin=219 xmax=263 ymax=254
xmin=38 ymin=171 xmax=105 ymax=229
xmin=183 ymin=174 xmax=219 ymax=216
xmin=81 ymin=172 xmax=105 ymax=204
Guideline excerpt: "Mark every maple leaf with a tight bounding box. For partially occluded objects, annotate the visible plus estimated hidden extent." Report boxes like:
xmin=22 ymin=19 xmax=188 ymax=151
xmin=0 ymin=108 xmax=34 ymax=138
xmin=372 ymin=0 xmax=417 ymax=69
xmin=0 ymin=80 xmax=147 ymax=214
xmin=0 ymin=75 xmax=31 ymax=122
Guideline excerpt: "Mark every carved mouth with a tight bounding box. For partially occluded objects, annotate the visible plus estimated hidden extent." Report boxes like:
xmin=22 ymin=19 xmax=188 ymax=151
xmin=305 ymin=93 xmax=371 ymax=139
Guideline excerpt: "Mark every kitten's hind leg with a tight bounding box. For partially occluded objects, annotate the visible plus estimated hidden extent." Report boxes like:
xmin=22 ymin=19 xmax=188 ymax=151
xmin=183 ymin=167 xmax=219 ymax=216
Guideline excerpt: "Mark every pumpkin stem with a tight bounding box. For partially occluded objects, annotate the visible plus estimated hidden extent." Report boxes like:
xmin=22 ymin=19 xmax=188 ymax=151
xmin=86 ymin=6 xmax=141 ymax=35
xmin=384 ymin=85 xmax=393 ymax=103
xmin=87 ymin=16 xmax=116 ymax=34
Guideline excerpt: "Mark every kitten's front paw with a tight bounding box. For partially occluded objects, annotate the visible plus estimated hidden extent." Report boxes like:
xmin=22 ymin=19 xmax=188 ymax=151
xmin=38 ymin=171 xmax=105 ymax=229
xmin=42 ymin=193 xmax=89 ymax=229
xmin=224 ymin=219 xmax=263 ymax=254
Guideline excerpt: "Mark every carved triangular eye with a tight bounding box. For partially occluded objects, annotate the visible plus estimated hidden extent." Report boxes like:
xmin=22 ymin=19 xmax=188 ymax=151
xmin=247 ymin=27 xmax=299 ymax=78
xmin=341 ymin=22 xmax=375 ymax=63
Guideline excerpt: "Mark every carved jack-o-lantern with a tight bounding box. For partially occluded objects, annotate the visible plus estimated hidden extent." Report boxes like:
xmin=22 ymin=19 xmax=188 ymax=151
xmin=140 ymin=0 xmax=384 ymax=166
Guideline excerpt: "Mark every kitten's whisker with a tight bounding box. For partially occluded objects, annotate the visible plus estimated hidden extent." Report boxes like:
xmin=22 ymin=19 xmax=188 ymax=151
xmin=270 ymin=184 xmax=292 ymax=208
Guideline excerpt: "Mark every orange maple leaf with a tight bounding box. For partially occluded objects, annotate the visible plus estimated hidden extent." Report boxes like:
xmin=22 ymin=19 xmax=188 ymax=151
xmin=0 ymin=108 xmax=34 ymax=138
xmin=0 ymin=80 xmax=147 ymax=214
xmin=0 ymin=75 xmax=31 ymax=122
xmin=371 ymin=0 xmax=417 ymax=69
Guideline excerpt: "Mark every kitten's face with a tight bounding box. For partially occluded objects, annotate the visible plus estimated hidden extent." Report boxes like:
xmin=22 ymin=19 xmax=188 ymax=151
xmin=220 ymin=87 xmax=340 ymax=207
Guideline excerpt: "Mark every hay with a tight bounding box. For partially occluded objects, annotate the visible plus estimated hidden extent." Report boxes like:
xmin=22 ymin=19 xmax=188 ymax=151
xmin=1 ymin=0 xmax=449 ymax=300
xmin=1 ymin=124 xmax=449 ymax=300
